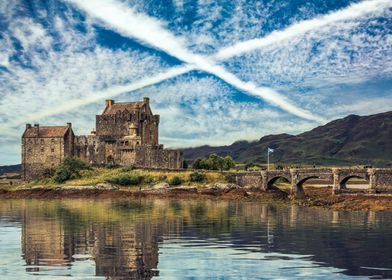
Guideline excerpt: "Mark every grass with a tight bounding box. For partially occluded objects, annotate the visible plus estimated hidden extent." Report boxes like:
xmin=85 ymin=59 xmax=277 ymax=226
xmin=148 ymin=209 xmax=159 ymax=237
xmin=18 ymin=167 xmax=227 ymax=189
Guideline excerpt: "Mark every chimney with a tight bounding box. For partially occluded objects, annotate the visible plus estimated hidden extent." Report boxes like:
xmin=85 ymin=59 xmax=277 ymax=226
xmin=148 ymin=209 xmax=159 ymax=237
xmin=33 ymin=124 xmax=39 ymax=136
xmin=26 ymin=123 xmax=31 ymax=129
xmin=105 ymin=99 xmax=114 ymax=107
xmin=67 ymin=122 xmax=72 ymax=128
xmin=143 ymin=97 xmax=149 ymax=105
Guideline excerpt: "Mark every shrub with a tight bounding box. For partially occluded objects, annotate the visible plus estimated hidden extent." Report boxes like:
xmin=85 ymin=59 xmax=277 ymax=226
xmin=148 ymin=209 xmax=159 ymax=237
xmin=143 ymin=176 xmax=154 ymax=184
xmin=120 ymin=165 xmax=135 ymax=172
xmin=106 ymin=175 xmax=144 ymax=186
xmin=106 ymin=163 xmax=120 ymax=169
xmin=189 ymin=171 xmax=206 ymax=182
xmin=169 ymin=176 xmax=182 ymax=186
xmin=53 ymin=157 xmax=91 ymax=183
xmin=193 ymin=154 xmax=236 ymax=171
xmin=157 ymin=175 xmax=167 ymax=181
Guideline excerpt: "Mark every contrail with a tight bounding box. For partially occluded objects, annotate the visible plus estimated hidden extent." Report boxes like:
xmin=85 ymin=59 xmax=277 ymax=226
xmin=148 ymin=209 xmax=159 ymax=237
xmin=215 ymin=0 xmax=391 ymax=60
xmin=0 ymin=65 xmax=194 ymax=134
xmin=69 ymin=0 xmax=323 ymax=122
xmin=10 ymin=0 xmax=390 ymax=127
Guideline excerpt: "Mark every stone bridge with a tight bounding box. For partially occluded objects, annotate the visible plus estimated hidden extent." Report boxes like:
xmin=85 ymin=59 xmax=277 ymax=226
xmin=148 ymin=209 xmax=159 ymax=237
xmin=228 ymin=168 xmax=392 ymax=197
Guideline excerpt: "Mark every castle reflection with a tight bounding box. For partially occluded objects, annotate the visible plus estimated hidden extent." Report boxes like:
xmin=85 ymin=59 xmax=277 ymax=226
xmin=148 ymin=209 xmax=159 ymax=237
xmin=0 ymin=199 xmax=390 ymax=279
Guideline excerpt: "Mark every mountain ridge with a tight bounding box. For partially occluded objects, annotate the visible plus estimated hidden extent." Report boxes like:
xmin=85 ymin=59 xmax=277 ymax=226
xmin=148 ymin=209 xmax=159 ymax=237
xmin=181 ymin=111 xmax=392 ymax=167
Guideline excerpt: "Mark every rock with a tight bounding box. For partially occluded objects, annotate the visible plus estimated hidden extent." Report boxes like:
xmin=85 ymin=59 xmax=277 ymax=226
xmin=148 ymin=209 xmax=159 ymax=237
xmin=143 ymin=182 xmax=170 ymax=194
xmin=206 ymin=183 xmax=241 ymax=191
xmin=243 ymin=185 xmax=258 ymax=190
xmin=168 ymin=185 xmax=198 ymax=193
xmin=94 ymin=183 xmax=119 ymax=190
xmin=152 ymin=182 xmax=170 ymax=190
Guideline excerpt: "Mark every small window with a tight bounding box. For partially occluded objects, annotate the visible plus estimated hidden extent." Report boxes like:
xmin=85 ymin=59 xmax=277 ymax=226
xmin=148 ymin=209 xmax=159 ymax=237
xmin=41 ymin=148 xmax=44 ymax=152
xmin=51 ymin=138 xmax=55 ymax=143
xmin=51 ymin=148 xmax=54 ymax=153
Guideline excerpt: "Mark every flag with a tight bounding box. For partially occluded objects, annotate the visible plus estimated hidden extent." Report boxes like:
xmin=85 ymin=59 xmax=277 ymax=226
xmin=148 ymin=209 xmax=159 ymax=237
xmin=268 ymin=147 xmax=274 ymax=153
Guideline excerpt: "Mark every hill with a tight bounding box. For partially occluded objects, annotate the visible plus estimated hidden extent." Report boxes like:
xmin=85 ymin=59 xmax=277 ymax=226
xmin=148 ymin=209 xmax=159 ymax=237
xmin=0 ymin=164 xmax=21 ymax=176
xmin=181 ymin=111 xmax=392 ymax=167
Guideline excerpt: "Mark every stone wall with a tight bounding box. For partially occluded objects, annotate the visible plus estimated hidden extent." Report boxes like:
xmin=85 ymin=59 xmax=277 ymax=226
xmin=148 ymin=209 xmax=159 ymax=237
xmin=96 ymin=113 xmax=134 ymax=138
xmin=226 ymin=172 xmax=263 ymax=188
xmin=22 ymin=135 xmax=73 ymax=181
xmin=95 ymin=113 xmax=159 ymax=146
xmin=135 ymin=145 xmax=183 ymax=169
xmin=373 ymin=169 xmax=392 ymax=192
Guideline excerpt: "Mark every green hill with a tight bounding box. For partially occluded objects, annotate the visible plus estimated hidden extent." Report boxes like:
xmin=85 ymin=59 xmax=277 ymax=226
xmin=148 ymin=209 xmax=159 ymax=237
xmin=182 ymin=111 xmax=392 ymax=167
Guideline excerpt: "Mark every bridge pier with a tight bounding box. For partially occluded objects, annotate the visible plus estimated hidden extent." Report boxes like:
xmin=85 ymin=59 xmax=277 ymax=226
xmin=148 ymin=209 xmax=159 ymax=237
xmin=289 ymin=169 xmax=306 ymax=199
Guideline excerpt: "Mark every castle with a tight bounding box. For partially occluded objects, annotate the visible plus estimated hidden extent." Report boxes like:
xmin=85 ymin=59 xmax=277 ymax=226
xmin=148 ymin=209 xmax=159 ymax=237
xmin=22 ymin=97 xmax=183 ymax=181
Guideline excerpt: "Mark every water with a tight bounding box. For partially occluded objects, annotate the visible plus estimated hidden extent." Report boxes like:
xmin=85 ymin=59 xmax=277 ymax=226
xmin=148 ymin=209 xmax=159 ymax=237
xmin=0 ymin=199 xmax=391 ymax=279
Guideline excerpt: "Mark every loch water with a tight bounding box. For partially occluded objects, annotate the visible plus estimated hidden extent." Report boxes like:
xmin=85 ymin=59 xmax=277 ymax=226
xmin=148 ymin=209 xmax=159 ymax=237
xmin=0 ymin=199 xmax=391 ymax=279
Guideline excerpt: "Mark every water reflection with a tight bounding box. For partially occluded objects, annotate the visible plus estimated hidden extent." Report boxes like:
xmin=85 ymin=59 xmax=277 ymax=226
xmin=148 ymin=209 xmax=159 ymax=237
xmin=0 ymin=199 xmax=391 ymax=279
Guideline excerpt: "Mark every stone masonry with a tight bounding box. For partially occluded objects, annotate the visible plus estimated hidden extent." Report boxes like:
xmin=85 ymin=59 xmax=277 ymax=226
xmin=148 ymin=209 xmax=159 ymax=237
xmin=22 ymin=97 xmax=183 ymax=181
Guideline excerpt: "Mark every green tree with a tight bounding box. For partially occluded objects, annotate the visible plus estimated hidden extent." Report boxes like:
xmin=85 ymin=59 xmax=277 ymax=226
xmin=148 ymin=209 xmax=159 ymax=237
xmin=53 ymin=157 xmax=91 ymax=183
xmin=169 ymin=176 xmax=182 ymax=185
xmin=223 ymin=156 xmax=235 ymax=171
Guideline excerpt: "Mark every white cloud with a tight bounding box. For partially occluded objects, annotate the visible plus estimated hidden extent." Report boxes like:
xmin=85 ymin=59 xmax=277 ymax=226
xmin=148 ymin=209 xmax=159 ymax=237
xmin=68 ymin=0 xmax=322 ymax=122
xmin=120 ymin=76 xmax=316 ymax=148
xmin=215 ymin=0 xmax=392 ymax=60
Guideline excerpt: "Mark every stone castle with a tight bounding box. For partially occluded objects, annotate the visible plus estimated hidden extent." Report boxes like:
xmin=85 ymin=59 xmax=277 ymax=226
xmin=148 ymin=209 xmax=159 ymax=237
xmin=22 ymin=97 xmax=183 ymax=181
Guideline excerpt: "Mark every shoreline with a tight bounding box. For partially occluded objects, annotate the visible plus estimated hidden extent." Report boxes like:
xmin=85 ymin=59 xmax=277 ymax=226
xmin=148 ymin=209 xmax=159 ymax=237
xmin=1 ymin=185 xmax=391 ymax=212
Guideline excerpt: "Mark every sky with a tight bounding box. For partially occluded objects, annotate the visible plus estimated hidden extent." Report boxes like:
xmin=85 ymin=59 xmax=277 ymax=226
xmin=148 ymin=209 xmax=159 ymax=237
xmin=0 ymin=0 xmax=391 ymax=165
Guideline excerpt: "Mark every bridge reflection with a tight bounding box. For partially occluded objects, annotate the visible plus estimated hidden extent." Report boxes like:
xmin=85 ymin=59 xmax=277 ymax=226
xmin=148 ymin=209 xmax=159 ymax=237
xmin=0 ymin=199 xmax=390 ymax=279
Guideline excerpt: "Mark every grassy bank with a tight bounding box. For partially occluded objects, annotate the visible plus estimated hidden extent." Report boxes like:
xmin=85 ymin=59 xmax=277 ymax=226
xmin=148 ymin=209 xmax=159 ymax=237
xmin=21 ymin=167 xmax=227 ymax=189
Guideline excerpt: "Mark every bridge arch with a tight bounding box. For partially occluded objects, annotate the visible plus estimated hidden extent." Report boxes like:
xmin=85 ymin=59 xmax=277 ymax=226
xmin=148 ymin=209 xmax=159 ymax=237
xmin=297 ymin=176 xmax=320 ymax=189
xmin=339 ymin=175 xmax=369 ymax=190
xmin=292 ymin=175 xmax=322 ymax=196
xmin=267 ymin=176 xmax=291 ymax=191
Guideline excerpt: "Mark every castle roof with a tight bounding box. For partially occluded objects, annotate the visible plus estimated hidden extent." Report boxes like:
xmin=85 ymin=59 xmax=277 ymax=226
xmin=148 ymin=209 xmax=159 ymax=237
xmin=102 ymin=98 xmax=152 ymax=115
xmin=103 ymin=102 xmax=144 ymax=115
xmin=23 ymin=125 xmax=71 ymax=138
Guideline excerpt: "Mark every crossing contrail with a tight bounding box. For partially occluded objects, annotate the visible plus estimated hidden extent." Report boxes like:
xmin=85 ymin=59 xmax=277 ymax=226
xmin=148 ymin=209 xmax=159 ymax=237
xmin=69 ymin=0 xmax=324 ymax=122
xmin=7 ymin=0 xmax=390 ymax=129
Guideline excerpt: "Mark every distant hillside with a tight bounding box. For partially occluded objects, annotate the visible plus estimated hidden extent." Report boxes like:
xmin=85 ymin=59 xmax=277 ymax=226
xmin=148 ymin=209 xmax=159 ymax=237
xmin=182 ymin=111 xmax=392 ymax=167
xmin=0 ymin=164 xmax=21 ymax=175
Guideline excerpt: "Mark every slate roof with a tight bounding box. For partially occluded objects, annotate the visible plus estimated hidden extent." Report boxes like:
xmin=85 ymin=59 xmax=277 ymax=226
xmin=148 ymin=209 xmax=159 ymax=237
xmin=102 ymin=101 xmax=147 ymax=115
xmin=23 ymin=126 xmax=69 ymax=138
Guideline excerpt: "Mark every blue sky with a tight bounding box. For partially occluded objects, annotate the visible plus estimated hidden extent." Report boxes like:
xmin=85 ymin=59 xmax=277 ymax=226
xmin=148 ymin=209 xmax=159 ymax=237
xmin=0 ymin=0 xmax=391 ymax=164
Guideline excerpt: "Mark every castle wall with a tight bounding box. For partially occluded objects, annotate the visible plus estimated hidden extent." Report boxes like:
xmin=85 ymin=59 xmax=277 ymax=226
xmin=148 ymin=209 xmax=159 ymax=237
xmin=22 ymin=136 xmax=73 ymax=181
xmin=96 ymin=113 xmax=133 ymax=138
xmin=135 ymin=145 xmax=183 ymax=169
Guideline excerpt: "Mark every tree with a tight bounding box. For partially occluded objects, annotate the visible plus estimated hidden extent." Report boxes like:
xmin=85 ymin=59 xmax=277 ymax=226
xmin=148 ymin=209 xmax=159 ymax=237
xmin=53 ymin=157 xmax=91 ymax=183
xmin=223 ymin=156 xmax=235 ymax=171
xmin=192 ymin=154 xmax=236 ymax=171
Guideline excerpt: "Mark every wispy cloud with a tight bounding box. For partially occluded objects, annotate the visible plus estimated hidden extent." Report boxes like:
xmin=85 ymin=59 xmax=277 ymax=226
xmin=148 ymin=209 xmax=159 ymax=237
xmin=215 ymin=0 xmax=392 ymax=60
xmin=68 ymin=0 xmax=322 ymax=122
